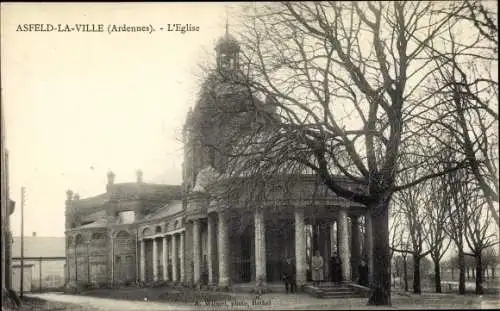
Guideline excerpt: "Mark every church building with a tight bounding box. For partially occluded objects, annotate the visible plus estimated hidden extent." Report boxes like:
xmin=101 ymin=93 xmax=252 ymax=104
xmin=64 ymin=28 xmax=374 ymax=293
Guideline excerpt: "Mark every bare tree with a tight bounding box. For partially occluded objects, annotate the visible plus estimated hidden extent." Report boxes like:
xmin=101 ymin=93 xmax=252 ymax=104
xmin=201 ymin=2 xmax=488 ymax=305
xmin=463 ymin=183 xmax=499 ymax=294
xmin=426 ymin=175 xmax=452 ymax=293
xmin=482 ymin=246 xmax=498 ymax=279
xmin=418 ymin=4 xmax=499 ymax=226
xmin=444 ymin=166 xmax=474 ymax=294
xmin=392 ymin=146 xmax=438 ymax=294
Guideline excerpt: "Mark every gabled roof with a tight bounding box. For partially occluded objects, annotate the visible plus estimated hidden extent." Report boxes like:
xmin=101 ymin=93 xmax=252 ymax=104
xmin=12 ymin=236 xmax=65 ymax=258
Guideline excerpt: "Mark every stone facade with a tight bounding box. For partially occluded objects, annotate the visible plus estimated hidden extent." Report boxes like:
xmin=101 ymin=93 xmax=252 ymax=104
xmin=64 ymin=170 xmax=182 ymax=287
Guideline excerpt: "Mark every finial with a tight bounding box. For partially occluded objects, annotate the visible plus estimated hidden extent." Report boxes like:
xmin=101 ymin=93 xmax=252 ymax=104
xmin=136 ymin=169 xmax=143 ymax=184
xmin=107 ymin=171 xmax=115 ymax=185
xmin=66 ymin=189 xmax=73 ymax=201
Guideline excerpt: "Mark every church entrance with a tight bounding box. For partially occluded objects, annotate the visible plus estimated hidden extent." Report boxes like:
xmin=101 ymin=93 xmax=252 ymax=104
xmin=265 ymin=215 xmax=294 ymax=283
xmin=240 ymin=226 xmax=252 ymax=282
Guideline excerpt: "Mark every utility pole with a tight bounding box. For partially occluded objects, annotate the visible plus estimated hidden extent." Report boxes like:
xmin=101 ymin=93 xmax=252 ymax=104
xmin=87 ymin=242 xmax=90 ymax=284
xmin=20 ymin=186 xmax=26 ymax=298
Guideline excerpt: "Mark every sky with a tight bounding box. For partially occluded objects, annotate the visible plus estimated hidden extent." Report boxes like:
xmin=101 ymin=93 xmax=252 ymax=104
xmin=1 ymin=2 xmax=242 ymax=237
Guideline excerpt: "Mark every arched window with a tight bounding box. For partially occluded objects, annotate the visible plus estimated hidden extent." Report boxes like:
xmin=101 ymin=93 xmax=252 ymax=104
xmin=142 ymin=227 xmax=152 ymax=238
xmin=116 ymin=231 xmax=131 ymax=239
xmin=155 ymin=226 xmax=162 ymax=234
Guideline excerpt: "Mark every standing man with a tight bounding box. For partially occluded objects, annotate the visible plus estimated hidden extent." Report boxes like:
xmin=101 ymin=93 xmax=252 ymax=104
xmin=332 ymin=253 xmax=342 ymax=285
xmin=283 ymin=257 xmax=297 ymax=293
xmin=311 ymin=251 xmax=324 ymax=286
xmin=358 ymin=259 xmax=369 ymax=287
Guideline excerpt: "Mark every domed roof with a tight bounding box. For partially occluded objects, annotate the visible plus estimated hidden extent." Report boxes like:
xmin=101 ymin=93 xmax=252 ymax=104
xmin=215 ymin=24 xmax=240 ymax=52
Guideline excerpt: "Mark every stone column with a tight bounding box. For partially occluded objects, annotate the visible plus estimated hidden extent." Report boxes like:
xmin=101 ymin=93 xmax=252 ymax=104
xmin=193 ymin=219 xmax=201 ymax=285
xmin=351 ymin=216 xmax=361 ymax=281
xmin=110 ymin=233 xmax=115 ymax=284
xmin=338 ymin=208 xmax=351 ymax=281
xmin=294 ymin=208 xmax=307 ymax=287
xmin=140 ymin=239 xmax=146 ymax=282
xmin=218 ymin=211 xmax=230 ymax=287
xmin=364 ymin=211 xmax=374 ymax=285
xmin=207 ymin=214 xmax=215 ymax=285
xmin=152 ymin=238 xmax=158 ymax=281
xmin=171 ymin=234 xmax=178 ymax=282
xmin=254 ymin=208 xmax=267 ymax=287
xmin=162 ymin=236 xmax=168 ymax=281
xmin=179 ymin=232 xmax=185 ymax=284
xmin=331 ymin=221 xmax=338 ymax=254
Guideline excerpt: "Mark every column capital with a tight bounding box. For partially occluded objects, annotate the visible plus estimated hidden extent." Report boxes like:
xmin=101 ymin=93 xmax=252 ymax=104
xmin=341 ymin=200 xmax=350 ymax=209
xmin=254 ymin=206 xmax=266 ymax=214
xmin=294 ymin=206 xmax=305 ymax=213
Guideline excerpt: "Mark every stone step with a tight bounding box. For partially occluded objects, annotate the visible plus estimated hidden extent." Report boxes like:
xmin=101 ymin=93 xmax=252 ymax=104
xmin=317 ymin=288 xmax=355 ymax=293
xmin=304 ymin=283 xmax=368 ymax=299
xmin=323 ymin=293 xmax=366 ymax=299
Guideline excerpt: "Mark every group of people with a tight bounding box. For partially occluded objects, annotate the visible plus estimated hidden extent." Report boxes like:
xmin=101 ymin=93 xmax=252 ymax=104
xmin=311 ymin=250 xmax=343 ymax=286
xmin=281 ymin=250 xmax=369 ymax=293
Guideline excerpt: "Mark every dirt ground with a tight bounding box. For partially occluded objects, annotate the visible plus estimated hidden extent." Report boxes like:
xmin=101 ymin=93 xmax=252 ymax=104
xmin=2 ymin=296 xmax=99 ymax=311
xmin=21 ymin=290 xmax=500 ymax=311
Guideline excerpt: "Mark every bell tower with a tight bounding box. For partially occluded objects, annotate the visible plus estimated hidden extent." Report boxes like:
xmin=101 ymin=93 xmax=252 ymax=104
xmin=215 ymin=20 xmax=240 ymax=72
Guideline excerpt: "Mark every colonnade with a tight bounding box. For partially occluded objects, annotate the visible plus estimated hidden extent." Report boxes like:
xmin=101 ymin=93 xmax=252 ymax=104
xmin=191 ymin=211 xmax=231 ymax=287
xmin=139 ymin=229 xmax=185 ymax=283
xmin=190 ymin=207 xmax=373 ymax=288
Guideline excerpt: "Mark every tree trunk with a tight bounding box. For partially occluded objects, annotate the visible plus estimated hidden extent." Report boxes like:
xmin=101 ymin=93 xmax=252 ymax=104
xmin=467 ymin=267 xmax=470 ymax=280
xmin=413 ymin=255 xmax=421 ymax=294
xmin=433 ymin=259 xmax=442 ymax=293
xmin=492 ymin=266 xmax=495 ymax=278
xmin=458 ymin=249 xmax=466 ymax=294
xmin=367 ymin=204 xmax=391 ymax=306
xmin=475 ymin=254 xmax=484 ymax=295
xmin=403 ymin=256 xmax=408 ymax=292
